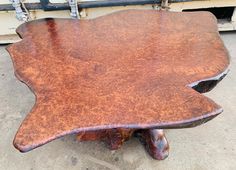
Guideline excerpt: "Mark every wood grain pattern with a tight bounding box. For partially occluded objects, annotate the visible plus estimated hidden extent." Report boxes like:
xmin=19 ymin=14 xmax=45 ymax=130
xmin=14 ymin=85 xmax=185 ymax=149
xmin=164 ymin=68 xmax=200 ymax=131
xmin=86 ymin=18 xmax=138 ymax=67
xmin=6 ymin=10 xmax=229 ymax=153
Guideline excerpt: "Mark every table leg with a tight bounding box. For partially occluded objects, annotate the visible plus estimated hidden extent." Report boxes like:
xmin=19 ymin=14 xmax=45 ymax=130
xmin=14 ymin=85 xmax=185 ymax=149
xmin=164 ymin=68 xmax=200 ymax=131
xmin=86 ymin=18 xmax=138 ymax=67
xmin=77 ymin=128 xmax=169 ymax=160
xmin=77 ymin=129 xmax=133 ymax=150
xmin=104 ymin=129 xmax=133 ymax=150
xmin=138 ymin=129 xmax=169 ymax=160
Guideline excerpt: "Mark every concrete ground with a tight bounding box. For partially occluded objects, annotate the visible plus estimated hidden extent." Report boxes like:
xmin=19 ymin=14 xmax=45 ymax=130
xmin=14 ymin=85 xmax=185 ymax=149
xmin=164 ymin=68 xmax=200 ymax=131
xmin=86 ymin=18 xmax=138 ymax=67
xmin=0 ymin=32 xmax=235 ymax=170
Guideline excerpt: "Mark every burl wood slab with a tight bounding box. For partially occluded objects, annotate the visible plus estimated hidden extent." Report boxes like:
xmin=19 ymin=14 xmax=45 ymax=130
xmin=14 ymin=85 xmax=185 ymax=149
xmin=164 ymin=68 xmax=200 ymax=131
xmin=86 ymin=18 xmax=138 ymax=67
xmin=7 ymin=10 xmax=229 ymax=159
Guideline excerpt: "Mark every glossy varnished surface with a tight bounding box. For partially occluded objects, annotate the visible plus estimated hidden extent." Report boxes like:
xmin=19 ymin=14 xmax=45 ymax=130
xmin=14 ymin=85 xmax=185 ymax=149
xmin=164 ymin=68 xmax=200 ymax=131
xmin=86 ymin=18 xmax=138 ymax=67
xmin=7 ymin=10 xmax=229 ymax=152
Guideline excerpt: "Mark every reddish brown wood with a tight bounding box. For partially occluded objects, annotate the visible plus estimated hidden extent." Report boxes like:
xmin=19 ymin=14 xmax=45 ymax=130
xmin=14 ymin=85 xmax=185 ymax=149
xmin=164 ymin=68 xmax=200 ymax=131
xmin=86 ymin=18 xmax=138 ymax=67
xmin=138 ymin=129 xmax=169 ymax=160
xmin=77 ymin=129 xmax=133 ymax=150
xmin=7 ymin=10 xmax=229 ymax=155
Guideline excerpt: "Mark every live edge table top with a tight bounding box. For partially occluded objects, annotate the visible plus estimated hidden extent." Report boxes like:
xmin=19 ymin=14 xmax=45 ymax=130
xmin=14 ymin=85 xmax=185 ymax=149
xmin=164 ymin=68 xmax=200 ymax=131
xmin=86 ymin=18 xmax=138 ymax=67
xmin=7 ymin=10 xmax=229 ymax=152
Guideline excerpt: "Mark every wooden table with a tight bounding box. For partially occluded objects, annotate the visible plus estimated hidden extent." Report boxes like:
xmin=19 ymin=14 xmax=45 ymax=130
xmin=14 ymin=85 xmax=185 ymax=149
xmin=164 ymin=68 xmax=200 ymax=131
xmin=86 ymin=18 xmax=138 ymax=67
xmin=7 ymin=10 xmax=229 ymax=160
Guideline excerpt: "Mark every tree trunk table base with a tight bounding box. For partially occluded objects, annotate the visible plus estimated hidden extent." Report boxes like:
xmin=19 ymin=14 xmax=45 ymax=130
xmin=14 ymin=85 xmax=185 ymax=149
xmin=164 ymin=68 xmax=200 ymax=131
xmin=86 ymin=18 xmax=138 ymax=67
xmin=7 ymin=9 xmax=230 ymax=159
xmin=138 ymin=129 xmax=169 ymax=160
xmin=77 ymin=129 xmax=169 ymax=160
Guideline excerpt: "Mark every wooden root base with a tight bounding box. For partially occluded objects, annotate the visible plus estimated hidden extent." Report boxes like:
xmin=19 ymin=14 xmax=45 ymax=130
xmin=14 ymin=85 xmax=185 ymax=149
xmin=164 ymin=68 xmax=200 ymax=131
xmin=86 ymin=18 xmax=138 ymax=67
xmin=77 ymin=128 xmax=134 ymax=150
xmin=77 ymin=129 xmax=169 ymax=160
xmin=137 ymin=129 xmax=169 ymax=160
